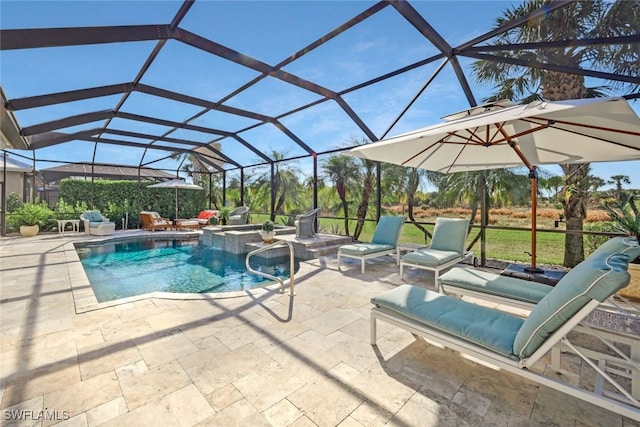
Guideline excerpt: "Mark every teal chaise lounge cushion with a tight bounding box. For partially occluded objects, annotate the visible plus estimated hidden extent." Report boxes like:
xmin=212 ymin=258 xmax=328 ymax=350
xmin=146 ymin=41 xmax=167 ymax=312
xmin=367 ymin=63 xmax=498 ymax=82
xmin=372 ymin=285 xmax=523 ymax=358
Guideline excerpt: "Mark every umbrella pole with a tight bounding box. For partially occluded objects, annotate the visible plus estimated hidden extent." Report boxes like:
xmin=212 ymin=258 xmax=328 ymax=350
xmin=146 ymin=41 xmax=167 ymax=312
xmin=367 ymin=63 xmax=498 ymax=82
xmin=525 ymin=168 xmax=543 ymax=274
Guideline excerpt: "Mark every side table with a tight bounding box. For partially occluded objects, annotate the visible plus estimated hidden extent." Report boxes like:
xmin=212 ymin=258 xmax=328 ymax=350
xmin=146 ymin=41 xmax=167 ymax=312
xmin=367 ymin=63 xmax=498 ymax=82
xmin=57 ymin=219 xmax=81 ymax=236
xmin=500 ymin=263 xmax=567 ymax=286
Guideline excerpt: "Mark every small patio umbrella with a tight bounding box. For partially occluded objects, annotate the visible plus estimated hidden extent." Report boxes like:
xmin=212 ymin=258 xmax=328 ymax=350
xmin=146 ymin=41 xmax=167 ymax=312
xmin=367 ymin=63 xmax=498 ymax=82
xmin=146 ymin=178 xmax=203 ymax=220
xmin=344 ymin=96 xmax=640 ymax=272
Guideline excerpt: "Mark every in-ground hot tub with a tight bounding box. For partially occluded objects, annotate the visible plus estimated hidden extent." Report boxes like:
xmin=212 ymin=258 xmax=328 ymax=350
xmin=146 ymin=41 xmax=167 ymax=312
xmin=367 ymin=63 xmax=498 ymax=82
xmin=200 ymin=224 xmax=296 ymax=254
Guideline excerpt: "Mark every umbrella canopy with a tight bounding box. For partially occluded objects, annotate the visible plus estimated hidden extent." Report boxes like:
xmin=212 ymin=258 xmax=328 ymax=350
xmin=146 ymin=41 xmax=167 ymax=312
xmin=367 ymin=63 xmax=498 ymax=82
xmin=344 ymin=97 xmax=640 ymax=271
xmin=147 ymin=178 xmax=203 ymax=219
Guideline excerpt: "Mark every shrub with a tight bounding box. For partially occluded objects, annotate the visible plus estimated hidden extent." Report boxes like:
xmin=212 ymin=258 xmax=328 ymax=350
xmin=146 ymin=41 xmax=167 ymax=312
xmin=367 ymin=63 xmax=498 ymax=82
xmin=6 ymin=192 xmax=23 ymax=213
xmin=7 ymin=201 xmax=52 ymax=228
xmin=584 ymin=222 xmax=618 ymax=256
xmin=586 ymin=209 xmax=612 ymax=223
xmin=262 ymin=220 xmax=275 ymax=232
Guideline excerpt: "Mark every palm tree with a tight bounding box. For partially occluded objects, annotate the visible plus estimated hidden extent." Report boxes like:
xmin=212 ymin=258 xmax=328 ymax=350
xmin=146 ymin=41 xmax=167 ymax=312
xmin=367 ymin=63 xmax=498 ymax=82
xmin=608 ymin=174 xmax=631 ymax=203
xmin=349 ymin=138 xmax=377 ymax=240
xmin=322 ymin=154 xmax=360 ymax=236
xmin=441 ymin=169 xmax=527 ymax=226
xmin=539 ymin=175 xmax=564 ymax=204
xmin=472 ymin=0 xmax=640 ymax=267
xmin=253 ymin=150 xmax=305 ymax=220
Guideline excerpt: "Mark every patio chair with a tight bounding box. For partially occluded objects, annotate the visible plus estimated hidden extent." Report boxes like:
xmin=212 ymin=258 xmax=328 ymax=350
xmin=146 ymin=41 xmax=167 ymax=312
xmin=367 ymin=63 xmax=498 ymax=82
xmin=192 ymin=209 xmax=219 ymax=227
xmin=400 ymin=217 xmax=472 ymax=283
xmin=228 ymin=206 xmax=249 ymax=225
xmin=295 ymin=208 xmax=320 ymax=238
xmin=80 ymin=210 xmax=116 ymax=236
xmin=139 ymin=211 xmax=172 ymax=231
xmin=371 ymin=236 xmax=640 ymax=421
xmin=337 ymin=215 xmax=405 ymax=274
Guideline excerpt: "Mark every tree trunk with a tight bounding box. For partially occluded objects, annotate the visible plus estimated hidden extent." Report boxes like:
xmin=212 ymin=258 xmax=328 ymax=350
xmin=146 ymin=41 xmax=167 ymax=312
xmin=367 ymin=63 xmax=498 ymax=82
xmin=560 ymin=163 xmax=589 ymax=267
xmin=353 ymin=173 xmax=373 ymax=240
xmin=406 ymin=170 xmax=430 ymax=242
xmin=543 ymin=70 xmax=589 ymax=268
xmin=337 ymin=182 xmax=350 ymax=236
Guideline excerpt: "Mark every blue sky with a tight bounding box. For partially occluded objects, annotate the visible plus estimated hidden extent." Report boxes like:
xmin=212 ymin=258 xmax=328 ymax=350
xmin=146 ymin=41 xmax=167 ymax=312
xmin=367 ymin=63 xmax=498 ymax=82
xmin=1 ymin=0 xmax=638 ymax=190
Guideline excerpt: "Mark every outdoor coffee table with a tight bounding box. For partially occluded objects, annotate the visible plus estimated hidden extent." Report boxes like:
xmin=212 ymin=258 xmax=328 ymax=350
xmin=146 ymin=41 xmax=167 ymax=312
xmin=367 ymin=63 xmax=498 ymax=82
xmin=174 ymin=219 xmax=200 ymax=231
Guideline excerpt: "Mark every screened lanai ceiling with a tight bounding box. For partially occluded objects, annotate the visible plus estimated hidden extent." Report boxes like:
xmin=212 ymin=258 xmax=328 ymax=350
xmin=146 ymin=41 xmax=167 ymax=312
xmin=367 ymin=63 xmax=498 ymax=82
xmin=1 ymin=0 xmax=639 ymax=178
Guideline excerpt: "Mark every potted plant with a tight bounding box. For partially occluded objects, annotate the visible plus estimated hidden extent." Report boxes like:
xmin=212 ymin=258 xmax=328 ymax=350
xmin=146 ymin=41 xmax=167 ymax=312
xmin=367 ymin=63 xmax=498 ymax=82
xmin=208 ymin=216 xmax=219 ymax=226
xmin=219 ymin=207 xmax=230 ymax=225
xmin=259 ymin=220 xmax=275 ymax=243
xmin=8 ymin=201 xmax=53 ymax=237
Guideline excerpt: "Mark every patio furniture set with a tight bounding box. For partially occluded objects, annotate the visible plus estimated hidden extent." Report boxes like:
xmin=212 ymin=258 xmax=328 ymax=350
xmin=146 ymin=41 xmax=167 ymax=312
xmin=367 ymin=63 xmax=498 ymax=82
xmin=78 ymin=206 xmax=321 ymax=237
xmin=78 ymin=207 xmax=250 ymax=236
xmin=334 ymin=214 xmax=640 ymax=420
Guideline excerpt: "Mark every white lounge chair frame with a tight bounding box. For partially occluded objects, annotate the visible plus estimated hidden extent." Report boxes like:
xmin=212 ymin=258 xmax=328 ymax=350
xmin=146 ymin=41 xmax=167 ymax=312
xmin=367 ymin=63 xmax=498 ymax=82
xmin=338 ymin=248 xmax=401 ymax=274
xmin=371 ymin=300 xmax=640 ymax=421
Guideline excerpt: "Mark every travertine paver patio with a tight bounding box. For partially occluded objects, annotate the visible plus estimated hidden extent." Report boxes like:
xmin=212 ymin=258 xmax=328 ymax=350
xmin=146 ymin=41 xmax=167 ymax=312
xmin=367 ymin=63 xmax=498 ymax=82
xmin=1 ymin=231 xmax=639 ymax=426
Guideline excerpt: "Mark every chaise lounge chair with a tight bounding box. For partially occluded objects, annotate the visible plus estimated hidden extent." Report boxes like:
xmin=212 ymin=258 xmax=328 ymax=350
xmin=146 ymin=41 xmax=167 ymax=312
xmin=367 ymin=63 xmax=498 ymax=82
xmin=437 ymin=236 xmax=640 ymax=310
xmin=371 ymin=236 xmax=640 ymax=420
xmin=295 ymin=208 xmax=320 ymax=238
xmin=139 ymin=211 xmax=172 ymax=231
xmin=337 ymin=215 xmax=405 ymax=274
xmin=80 ymin=210 xmax=116 ymax=236
xmin=228 ymin=206 xmax=249 ymax=225
xmin=400 ymin=217 xmax=472 ymax=283
xmin=192 ymin=209 xmax=219 ymax=227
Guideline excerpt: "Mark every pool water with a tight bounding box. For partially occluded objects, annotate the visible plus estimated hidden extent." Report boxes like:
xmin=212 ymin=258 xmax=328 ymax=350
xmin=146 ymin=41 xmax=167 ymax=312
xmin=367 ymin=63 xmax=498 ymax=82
xmin=76 ymin=238 xmax=298 ymax=302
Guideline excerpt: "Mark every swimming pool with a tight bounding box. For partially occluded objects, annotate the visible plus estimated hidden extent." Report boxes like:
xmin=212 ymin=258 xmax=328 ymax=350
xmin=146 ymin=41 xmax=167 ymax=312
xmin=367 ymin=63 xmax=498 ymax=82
xmin=76 ymin=238 xmax=299 ymax=302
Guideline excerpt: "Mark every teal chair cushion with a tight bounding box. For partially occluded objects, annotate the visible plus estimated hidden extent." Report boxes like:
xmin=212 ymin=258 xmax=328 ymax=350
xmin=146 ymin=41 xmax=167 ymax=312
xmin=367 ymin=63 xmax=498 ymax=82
xmin=339 ymin=243 xmax=394 ymax=256
xmin=430 ymin=218 xmax=469 ymax=254
xmin=372 ymin=285 xmax=523 ymax=358
xmin=371 ymin=216 xmax=405 ymax=246
xmin=85 ymin=210 xmax=103 ymax=222
xmin=513 ymin=237 xmax=640 ymax=359
xmin=402 ymin=249 xmax=461 ymax=267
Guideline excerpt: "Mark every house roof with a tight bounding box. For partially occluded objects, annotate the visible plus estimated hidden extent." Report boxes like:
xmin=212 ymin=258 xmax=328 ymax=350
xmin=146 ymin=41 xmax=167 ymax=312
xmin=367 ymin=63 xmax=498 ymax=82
xmin=39 ymin=163 xmax=175 ymax=184
xmin=0 ymin=154 xmax=33 ymax=172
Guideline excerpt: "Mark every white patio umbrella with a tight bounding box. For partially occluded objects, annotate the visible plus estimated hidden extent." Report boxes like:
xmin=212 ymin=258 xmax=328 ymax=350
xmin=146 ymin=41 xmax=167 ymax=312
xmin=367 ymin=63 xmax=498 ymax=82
xmin=344 ymin=96 xmax=640 ymax=271
xmin=146 ymin=178 xmax=203 ymax=220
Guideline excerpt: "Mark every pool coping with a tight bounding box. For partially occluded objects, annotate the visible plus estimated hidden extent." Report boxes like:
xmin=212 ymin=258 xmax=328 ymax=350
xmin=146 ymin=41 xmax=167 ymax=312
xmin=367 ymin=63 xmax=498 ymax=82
xmin=65 ymin=232 xmax=311 ymax=314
